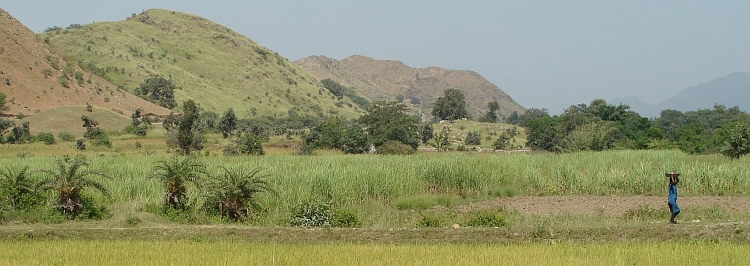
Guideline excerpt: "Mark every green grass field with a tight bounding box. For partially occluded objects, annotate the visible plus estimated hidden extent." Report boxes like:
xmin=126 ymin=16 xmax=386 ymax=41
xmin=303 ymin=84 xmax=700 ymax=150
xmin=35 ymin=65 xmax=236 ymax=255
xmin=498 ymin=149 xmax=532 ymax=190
xmin=1 ymin=241 xmax=748 ymax=265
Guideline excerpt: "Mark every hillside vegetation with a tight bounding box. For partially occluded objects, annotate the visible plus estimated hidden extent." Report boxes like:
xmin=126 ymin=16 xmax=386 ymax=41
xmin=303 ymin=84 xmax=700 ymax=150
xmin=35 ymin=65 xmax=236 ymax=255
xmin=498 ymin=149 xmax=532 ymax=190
xmin=296 ymin=55 xmax=525 ymax=121
xmin=41 ymin=9 xmax=365 ymax=119
xmin=20 ymin=105 xmax=131 ymax=136
xmin=0 ymin=8 xmax=168 ymax=117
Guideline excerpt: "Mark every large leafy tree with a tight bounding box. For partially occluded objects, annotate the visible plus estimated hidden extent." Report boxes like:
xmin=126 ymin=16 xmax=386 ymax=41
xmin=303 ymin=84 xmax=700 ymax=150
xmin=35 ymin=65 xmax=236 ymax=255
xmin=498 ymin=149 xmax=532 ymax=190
xmin=360 ymin=101 xmax=421 ymax=150
xmin=150 ymin=156 xmax=207 ymax=210
xmin=35 ymin=155 xmax=110 ymax=217
xmin=721 ymin=122 xmax=750 ymax=159
xmin=218 ymin=108 xmax=237 ymax=138
xmin=204 ymin=167 xmax=273 ymax=221
xmin=479 ymin=101 xmax=500 ymax=123
xmin=135 ymin=76 xmax=177 ymax=109
xmin=177 ymin=100 xmax=200 ymax=155
xmin=431 ymin=89 xmax=468 ymax=121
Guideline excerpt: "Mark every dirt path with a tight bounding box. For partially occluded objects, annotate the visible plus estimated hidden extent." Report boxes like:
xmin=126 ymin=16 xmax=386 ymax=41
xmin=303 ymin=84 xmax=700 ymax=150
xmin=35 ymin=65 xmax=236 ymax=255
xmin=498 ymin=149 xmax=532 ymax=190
xmin=460 ymin=196 xmax=750 ymax=216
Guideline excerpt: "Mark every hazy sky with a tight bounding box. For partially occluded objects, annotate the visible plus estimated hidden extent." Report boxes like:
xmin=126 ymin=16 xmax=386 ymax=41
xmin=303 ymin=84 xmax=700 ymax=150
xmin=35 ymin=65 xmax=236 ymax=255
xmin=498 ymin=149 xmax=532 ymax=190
xmin=2 ymin=0 xmax=749 ymax=114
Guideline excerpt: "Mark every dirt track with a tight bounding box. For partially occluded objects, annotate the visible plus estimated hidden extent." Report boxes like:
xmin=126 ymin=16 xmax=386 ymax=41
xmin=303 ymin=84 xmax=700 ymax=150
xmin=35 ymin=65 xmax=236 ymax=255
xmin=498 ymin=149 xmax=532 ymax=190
xmin=460 ymin=196 xmax=750 ymax=216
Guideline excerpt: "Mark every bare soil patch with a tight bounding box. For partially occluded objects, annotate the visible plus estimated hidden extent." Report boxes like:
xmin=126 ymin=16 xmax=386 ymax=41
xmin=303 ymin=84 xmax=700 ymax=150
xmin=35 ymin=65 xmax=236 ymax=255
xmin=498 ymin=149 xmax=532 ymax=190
xmin=459 ymin=196 xmax=750 ymax=216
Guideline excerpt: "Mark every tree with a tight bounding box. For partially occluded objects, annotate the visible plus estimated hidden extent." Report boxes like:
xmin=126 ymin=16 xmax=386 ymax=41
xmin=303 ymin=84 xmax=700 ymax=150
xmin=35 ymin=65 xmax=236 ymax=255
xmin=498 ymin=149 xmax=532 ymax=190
xmin=421 ymin=124 xmax=434 ymax=144
xmin=81 ymin=116 xmax=110 ymax=147
xmin=432 ymin=126 xmax=451 ymax=151
xmin=150 ymin=156 xmax=207 ymax=210
xmin=465 ymin=131 xmax=481 ymax=145
xmin=218 ymin=108 xmax=237 ymax=138
xmin=494 ymin=133 xmax=511 ymax=150
xmin=359 ymin=101 xmax=421 ymax=150
xmin=177 ymin=100 xmax=200 ymax=155
xmin=129 ymin=108 xmax=147 ymax=136
xmin=479 ymin=101 xmax=500 ymax=123
xmin=505 ymin=111 xmax=520 ymax=125
xmin=204 ymin=167 xmax=272 ymax=221
xmin=431 ymin=89 xmax=468 ymax=121
xmin=223 ymin=133 xmax=264 ymax=156
xmin=5 ymin=122 xmax=32 ymax=144
xmin=340 ymin=124 xmax=369 ymax=154
xmin=35 ymin=155 xmax=110 ymax=217
xmin=525 ymin=116 xmax=561 ymax=152
xmin=0 ymin=118 xmax=13 ymax=143
xmin=721 ymin=122 xmax=750 ymax=159
xmin=0 ymin=92 xmax=8 ymax=113
xmin=0 ymin=166 xmax=36 ymax=209
xmin=303 ymin=117 xmax=345 ymax=150
xmin=135 ymin=76 xmax=177 ymax=109
xmin=517 ymin=108 xmax=549 ymax=126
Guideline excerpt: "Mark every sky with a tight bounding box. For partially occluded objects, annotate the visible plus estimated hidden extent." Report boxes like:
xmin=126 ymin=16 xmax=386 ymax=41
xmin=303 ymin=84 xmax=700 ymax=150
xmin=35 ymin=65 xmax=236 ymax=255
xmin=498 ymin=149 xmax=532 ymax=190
xmin=2 ymin=0 xmax=749 ymax=114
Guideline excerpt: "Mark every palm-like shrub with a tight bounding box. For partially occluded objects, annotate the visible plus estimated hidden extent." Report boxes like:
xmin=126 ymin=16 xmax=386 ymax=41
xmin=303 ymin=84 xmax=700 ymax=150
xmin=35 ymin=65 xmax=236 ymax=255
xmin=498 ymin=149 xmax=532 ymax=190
xmin=35 ymin=155 xmax=110 ymax=217
xmin=151 ymin=156 xmax=206 ymax=210
xmin=205 ymin=167 xmax=272 ymax=221
xmin=0 ymin=166 xmax=35 ymax=209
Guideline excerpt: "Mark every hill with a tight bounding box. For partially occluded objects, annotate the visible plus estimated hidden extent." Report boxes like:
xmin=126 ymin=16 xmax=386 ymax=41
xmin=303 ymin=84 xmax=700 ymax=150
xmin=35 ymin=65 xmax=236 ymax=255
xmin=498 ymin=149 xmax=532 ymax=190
xmin=20 ymin=105 xmax=132 ymax=136
xmin=295 ymin=55 xmax=525 ymax=121
xmin=40 ymin=9 xmax=364 ymax=119
xmin=0 ymin=8 xmax=168 ymax=118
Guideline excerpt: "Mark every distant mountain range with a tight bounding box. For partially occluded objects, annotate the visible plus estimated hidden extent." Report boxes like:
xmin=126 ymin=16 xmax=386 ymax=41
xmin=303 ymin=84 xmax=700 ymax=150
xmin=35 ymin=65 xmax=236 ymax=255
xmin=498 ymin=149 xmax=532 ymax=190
xmin=295 ymin=55 xmax=525 ymax=121
xmin=612 ymin=72 xmax=750 ymax=118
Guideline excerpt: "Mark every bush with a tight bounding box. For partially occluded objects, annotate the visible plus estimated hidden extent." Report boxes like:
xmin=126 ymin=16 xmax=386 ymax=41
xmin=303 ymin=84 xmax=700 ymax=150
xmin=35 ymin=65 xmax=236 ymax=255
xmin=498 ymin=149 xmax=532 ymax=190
xmin=332 ymin=209 xmax=360 ymax=228
xmin=417 ymin=212 xmax=444 ymax=228
xmin=464 ymin=208 xmax=507 ymax=227
xmin=76 ymin=139 xmax=86 ymax=150
xmin=376 ymin=140 xmax=414 ymax=155
xmin=465 ymin=131 xmax=481 ymax=145
xmin=57 ymin=132 xmax=76 ymax=142
xmin=223 ymin=133 xmax=264 ymax=156
xmin=288 ymin=201 xmax=334 ymax=227
xmin=35 ymin=132 xmax=55 ymax=145
xmin=394 ymin=195 xmax=452 ymax=210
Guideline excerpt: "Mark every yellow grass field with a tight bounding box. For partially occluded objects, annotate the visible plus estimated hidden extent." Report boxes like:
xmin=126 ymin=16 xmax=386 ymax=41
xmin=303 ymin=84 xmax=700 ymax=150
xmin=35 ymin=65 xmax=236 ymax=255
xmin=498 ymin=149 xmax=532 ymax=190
xmin=1 ymin=241 xmax=749 ymax=266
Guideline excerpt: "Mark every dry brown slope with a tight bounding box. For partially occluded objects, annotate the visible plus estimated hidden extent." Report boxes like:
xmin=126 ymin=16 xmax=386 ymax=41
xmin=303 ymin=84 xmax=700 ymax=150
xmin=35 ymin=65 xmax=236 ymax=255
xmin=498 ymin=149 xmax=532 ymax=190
xmin=0 ymin=8 xmax=168 ymax=117
xmin=296 ymin=55 xmax=525 ymax=121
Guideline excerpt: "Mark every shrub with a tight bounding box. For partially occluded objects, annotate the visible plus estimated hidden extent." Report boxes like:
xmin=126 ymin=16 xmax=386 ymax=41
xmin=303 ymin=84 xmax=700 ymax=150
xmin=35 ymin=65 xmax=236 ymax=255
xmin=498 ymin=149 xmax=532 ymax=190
xmin=464 ymin=208 xmax=507 ymax=227
xmin=288 ymin=201 xmax=334 ymax=228
xmin=35 ymin=132 xmax=55 ymax=145
xmin=417 ymin=212 xmax=444 ymax=228
xmin=223 ymin=133 xmax=264 ymax=156
xmin=465 ymin=131 xmax=481 ymax=145
xmin=622 ymin=205 xmax=663 ymax=220
xmin=76 ymin=139 xmax=86 ymax=150
xmin=376 ymin=140 xmax=414 ymax=155
xmin=332 ymin=209 xmax=360 ymax=228
xmin=57 ymin=132 xmax=76 ymax=142
xmin=394 ymin=195 xmax=452 ymax=210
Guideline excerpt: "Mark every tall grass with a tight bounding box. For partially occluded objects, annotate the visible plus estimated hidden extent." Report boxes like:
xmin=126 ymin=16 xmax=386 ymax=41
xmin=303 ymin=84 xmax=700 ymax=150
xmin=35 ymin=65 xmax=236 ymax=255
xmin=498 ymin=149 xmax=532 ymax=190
xmin=1 ymin=240 xmax=749 ymax=265
xmin=1 ymin=150 xmax=748 ymax=223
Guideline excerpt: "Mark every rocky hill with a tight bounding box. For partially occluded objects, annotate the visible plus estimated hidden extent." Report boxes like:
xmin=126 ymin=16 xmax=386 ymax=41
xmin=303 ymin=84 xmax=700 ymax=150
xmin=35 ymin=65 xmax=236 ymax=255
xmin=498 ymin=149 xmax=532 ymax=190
xmin=40 ymin=9 xmax=364 ymax=119
xmin=295 ymin=55 xmax=525 ymax=121
xmin=0 ymin=8 xmax=168 ymax=117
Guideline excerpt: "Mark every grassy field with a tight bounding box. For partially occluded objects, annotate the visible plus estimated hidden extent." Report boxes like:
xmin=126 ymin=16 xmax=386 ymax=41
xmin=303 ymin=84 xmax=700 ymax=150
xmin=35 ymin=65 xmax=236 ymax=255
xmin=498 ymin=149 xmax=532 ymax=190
xmin=2 ymin=137 xmax=750 ymax=264
xmin=20 ymin=105 xmax=132 ymax=136
xmin=1 ymin=240 xmax=749 ymax=265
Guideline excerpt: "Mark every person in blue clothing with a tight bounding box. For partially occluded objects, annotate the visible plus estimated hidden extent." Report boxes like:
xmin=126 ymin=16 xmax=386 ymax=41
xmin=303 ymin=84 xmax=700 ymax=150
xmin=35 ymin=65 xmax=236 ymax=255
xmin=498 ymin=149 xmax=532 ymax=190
xmin=666 ymin=172 xmax=680 ymax=224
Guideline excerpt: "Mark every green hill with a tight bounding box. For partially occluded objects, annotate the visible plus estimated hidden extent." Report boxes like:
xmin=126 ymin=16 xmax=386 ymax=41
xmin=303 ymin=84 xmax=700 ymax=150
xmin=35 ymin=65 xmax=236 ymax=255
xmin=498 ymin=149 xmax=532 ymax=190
xmin=21 ymin=105 xmax=131 ymax=136
xmin=40 ymin=9 xmax=365 ymax=119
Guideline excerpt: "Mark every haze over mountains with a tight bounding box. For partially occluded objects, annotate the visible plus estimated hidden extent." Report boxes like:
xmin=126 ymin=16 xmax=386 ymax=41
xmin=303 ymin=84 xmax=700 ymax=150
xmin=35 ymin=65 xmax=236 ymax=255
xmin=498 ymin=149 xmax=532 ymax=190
xmin=612 ymin=72 xmax=750 ymax=118
xmin=0 ymin=8 xmax=168 ymax=117
xmin=296 ymin=55 xmax=525 ymax=121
